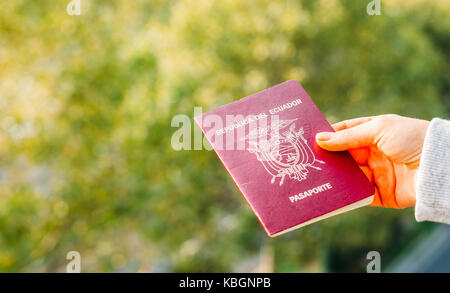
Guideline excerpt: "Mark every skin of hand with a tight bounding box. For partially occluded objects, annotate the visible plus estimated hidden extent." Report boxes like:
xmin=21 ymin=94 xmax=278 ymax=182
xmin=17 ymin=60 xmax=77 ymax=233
xmin=315 ymin=114 xmax=429 ymax=209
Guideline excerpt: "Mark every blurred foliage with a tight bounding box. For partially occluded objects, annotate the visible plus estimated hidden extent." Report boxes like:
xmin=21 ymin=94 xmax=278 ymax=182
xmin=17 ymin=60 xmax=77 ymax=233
xmin=0 ymin=0 xmax=449 ymax=272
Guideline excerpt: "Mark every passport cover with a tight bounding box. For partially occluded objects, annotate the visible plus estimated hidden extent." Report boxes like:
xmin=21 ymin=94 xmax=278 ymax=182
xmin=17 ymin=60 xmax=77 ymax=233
xmin=195 ymin=80 xmax=374 ymax=237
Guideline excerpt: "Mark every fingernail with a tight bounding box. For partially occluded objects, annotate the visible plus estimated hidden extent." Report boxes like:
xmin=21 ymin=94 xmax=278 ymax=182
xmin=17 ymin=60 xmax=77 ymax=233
xmin=316 ymin=132 xmax=333 ymax=142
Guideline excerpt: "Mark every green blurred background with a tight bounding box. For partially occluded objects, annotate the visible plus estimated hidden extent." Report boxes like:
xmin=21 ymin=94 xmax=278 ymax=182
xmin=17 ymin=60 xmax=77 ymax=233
xmin=0 ymin=0 xmax=449 ymax=272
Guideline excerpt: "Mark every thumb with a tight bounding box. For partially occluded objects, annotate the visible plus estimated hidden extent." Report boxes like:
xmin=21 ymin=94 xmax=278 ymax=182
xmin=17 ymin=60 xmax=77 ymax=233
xmin=315 ymin=122 xmax=378 ymax=151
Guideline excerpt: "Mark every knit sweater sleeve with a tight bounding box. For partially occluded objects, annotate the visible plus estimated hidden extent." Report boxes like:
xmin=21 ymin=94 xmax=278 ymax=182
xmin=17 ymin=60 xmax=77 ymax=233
xmin=415 ymin=118 xmax=450 ymax=224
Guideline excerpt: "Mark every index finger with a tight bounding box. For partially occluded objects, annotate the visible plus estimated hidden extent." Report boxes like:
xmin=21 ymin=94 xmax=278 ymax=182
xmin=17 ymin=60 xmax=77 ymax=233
xmin=331 ymin=117 xmax=373 ymax=132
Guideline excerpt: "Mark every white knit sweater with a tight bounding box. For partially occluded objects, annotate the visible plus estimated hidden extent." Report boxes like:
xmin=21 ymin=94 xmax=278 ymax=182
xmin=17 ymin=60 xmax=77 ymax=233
xmin=415 ymin=118 xmax=450 ymax=225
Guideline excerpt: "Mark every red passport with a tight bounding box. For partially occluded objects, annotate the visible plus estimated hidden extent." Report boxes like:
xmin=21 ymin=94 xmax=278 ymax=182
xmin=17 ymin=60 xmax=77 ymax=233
xmin=195 ymin=80 xmax=374 ymax=237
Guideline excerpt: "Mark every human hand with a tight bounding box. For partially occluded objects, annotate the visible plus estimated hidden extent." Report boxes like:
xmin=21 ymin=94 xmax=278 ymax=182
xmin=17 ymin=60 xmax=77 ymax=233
xmin=315 ymin=114 xmax=429 ymax=209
